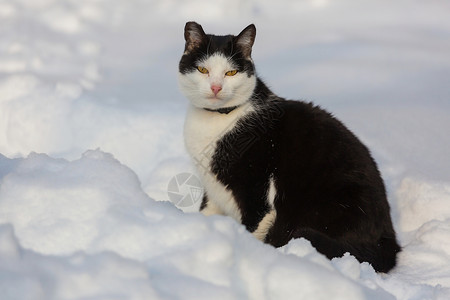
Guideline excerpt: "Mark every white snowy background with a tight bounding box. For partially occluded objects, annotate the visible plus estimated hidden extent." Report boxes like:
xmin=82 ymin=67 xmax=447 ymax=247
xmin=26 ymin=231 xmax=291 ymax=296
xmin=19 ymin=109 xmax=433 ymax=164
xmin=1 ymin=0 xmax=450 ymax=299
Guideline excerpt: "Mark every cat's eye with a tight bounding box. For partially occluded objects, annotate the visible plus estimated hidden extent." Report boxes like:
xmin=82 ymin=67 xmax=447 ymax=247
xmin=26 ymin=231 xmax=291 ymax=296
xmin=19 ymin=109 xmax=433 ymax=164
xmin=225 ymin=70 xmax=238 ymax=76
xmin=197 ymin=66 xmax=209 ymax=74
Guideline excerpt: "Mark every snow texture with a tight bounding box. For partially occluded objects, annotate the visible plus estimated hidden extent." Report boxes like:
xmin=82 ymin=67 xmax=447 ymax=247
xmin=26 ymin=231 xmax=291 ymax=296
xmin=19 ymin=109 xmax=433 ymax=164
xmin=1 ymin=0 xmax=450 ymax=299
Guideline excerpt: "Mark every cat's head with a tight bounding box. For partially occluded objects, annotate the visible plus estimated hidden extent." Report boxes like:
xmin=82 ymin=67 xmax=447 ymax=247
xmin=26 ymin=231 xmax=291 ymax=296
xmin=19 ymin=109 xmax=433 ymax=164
xmin=178 ymin=22 xmax=257 ymax=111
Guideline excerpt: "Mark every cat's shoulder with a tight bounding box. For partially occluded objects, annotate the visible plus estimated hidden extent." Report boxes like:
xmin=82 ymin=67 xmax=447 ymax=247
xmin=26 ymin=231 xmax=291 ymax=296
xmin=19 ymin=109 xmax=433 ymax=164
xmin=256 ymin=96 xmax=337 ymax=125
xmin=251 ymin=79 xmax=332 ymax=120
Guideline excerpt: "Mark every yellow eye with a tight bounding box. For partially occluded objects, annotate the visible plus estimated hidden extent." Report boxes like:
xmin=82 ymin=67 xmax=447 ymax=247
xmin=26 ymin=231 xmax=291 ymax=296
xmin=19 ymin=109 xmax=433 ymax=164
xmin=197 ymin=66 xmax=209 ymax=74
xmin=225 ymin=70 xmax=238 ymax=76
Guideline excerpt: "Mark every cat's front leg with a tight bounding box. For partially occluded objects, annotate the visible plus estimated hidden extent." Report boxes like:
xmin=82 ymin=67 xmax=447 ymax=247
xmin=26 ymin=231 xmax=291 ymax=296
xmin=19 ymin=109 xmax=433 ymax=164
xmin=199 ymin=193 xmax=225 ymax=216
xmin=252 ymin=209 xmax=277 ymax=241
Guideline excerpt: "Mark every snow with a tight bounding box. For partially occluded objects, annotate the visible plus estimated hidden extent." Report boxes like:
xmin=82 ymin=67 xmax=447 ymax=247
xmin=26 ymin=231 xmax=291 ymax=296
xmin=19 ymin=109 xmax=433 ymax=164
xmin=1 ymin=0 xmax=450 ymax=299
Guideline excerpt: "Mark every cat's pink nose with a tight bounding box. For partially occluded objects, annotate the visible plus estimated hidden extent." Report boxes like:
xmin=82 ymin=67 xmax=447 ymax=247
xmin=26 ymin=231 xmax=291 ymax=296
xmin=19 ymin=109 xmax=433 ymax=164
xmin=211 ymin=85 xmax=222 ymax=96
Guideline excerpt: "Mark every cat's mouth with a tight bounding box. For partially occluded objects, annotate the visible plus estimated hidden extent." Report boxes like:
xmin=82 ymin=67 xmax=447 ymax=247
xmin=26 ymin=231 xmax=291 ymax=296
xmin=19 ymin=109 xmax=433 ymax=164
xmin=203 ymin=91 xmax=232 ymax=107
xmin=207 ymin=94 xmax=219 ymax=99
xmin=203 ymin=98 xmax=229 ymax=111
xmin=207 ymin=94 xmax=225 ymax=102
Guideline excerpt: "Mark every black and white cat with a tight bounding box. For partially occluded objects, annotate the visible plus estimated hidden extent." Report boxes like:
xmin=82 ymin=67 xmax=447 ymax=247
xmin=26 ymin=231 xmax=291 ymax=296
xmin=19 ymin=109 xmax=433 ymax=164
xmin=178 ymin=22 xmax=400 ymax=272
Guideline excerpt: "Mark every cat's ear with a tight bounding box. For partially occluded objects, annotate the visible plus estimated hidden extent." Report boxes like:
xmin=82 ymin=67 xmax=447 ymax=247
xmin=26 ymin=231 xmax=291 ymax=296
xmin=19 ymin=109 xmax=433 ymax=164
xmin=184 ymin=21 xmax=206 ymax=53
xmin=235 ymin=24 xmax=256 ymax=58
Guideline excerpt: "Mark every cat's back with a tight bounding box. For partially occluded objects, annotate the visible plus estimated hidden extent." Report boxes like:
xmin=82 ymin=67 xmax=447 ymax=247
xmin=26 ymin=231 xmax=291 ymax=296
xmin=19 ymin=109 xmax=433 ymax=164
xmin=270 ymin=99 xmax=353 ymax=141
xmin=270 ymin=99 xmax=374 ymax=165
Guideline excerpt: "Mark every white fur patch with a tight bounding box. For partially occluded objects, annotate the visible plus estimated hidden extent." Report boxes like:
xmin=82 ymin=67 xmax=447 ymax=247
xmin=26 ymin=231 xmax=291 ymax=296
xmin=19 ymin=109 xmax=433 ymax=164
xmin=252 ymin=178 xmax=277 ymax=241
xmin=200 ymin=199 xmax=224 ymax=216
xmin=252 ymin=209 xmax=277 ymax=241
xmin=267 ymin=176 xmax=276 ymax=209
xmin=184 ymin=103 xmax=254 ymax=223
xmin=181 ymin=52 xmax=257 ymax=223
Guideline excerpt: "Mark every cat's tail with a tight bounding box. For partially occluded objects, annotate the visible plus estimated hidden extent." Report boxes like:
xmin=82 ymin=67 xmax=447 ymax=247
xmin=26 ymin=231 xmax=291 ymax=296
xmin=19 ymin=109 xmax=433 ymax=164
xmin=292 ymin=228 xmax=400 ymax=273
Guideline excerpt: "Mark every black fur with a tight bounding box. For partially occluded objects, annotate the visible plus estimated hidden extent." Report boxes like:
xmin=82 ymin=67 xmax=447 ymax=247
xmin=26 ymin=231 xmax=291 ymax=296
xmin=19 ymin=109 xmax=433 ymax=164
xmin=180 ymin=22 xmax=400 ymax=273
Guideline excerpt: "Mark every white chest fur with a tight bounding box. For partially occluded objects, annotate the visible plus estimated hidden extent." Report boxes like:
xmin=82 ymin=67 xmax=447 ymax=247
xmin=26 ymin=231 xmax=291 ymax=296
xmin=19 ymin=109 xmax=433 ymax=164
xmin=184 ymin=103 xmax=254 ymax=222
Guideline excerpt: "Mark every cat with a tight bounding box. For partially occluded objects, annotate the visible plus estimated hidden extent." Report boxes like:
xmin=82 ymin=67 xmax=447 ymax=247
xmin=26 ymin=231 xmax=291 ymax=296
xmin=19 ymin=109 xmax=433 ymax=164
xmin=178 ymin=21 xmax=400 ymax=273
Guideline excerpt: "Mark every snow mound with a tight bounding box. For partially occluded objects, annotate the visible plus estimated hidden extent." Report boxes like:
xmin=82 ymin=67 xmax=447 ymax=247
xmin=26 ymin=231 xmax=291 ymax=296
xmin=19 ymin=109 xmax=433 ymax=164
xmin=1 ymin=151 xmax=450 ymax=299
xmin=0 ymin=150 xmax=394 ymax=299
xmin=2 ymin=0 xmax=450 ymax=298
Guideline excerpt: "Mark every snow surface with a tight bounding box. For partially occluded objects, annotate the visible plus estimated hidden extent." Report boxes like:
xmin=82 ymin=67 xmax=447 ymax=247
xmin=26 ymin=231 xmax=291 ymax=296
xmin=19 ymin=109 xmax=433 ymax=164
xmin=1 ymin=0 xmax=450 ymax=299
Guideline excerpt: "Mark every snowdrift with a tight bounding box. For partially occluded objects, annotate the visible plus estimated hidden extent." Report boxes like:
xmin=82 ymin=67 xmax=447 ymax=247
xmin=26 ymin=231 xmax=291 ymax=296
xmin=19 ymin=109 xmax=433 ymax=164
xmin=1 ymin=0 xmax=450 ymax=299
